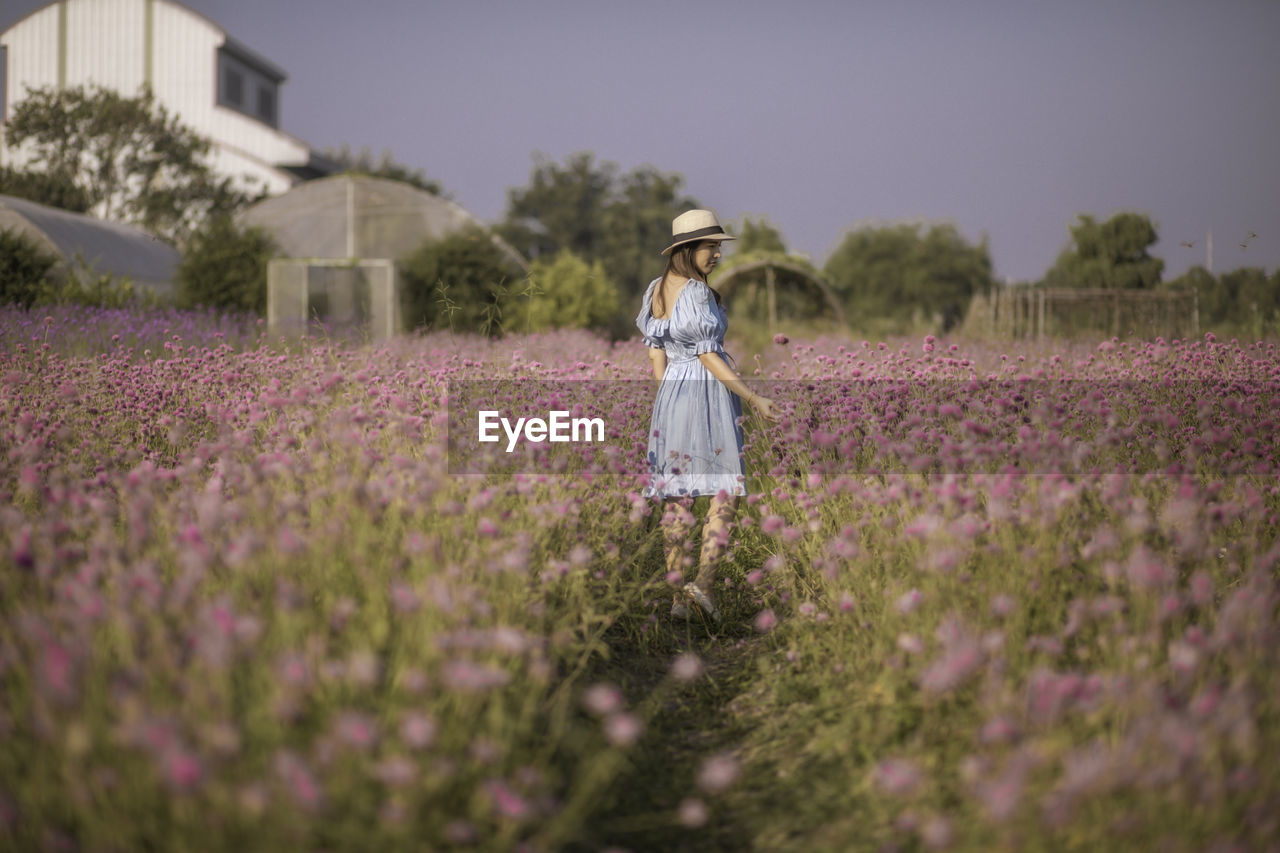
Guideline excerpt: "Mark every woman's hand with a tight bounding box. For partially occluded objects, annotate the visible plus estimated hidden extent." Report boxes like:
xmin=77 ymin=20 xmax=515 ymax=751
xmin=748 ymin=393 xmax=778 ymax=421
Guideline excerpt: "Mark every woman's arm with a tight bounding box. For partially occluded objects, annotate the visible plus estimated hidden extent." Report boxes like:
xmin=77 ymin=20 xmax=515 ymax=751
xmin=698 ymin=352 xmax=777 ymax=420
xmin=649 ymin=347 xmax=667 ymax=380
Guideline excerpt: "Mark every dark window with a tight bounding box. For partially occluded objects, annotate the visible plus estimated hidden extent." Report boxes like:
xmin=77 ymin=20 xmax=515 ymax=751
xmin=256 ymin=85 xmax=276 ymax=125
xmin=1 ymin=45 xmax=7 ymax=122
xmin=223 ymin=67 xmax=243 ymax=107
xmin=216 ymin=44 xmax=281 ymax=129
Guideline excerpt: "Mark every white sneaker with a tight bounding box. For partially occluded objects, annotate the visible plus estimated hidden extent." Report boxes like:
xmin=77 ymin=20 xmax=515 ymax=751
xmin=682 ymin=583 xmax=721 ymax=624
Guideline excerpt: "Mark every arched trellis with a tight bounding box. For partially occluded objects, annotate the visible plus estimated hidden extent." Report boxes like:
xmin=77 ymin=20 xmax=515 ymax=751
xmin=714 ymin=259 xmax=847 ymax=332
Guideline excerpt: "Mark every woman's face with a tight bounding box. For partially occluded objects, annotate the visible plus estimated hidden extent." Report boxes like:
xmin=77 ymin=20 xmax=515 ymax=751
xmin=693 ymin=241 xmax=722 ymax=278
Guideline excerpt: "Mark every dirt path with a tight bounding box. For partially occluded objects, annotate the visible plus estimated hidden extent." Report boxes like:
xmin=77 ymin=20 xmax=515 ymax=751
xmin=569 ymin=617 xmax=772 ymax=852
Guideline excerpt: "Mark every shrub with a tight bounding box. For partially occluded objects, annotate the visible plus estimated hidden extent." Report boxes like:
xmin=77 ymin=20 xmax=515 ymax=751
xmin=400 ymin=226 xmax=524 ymax=335
xmin=37 ymin=266 xmax=158 ymax=310
xmin=515 ymin=250 xmax=618 ymax=333
xmin=177 ymin=216 xmax=277 ymax=314
xmin=0 ymin=227 xmax=59 ymax=308
xmin=0 ymin=165 xmax=92 ymax=213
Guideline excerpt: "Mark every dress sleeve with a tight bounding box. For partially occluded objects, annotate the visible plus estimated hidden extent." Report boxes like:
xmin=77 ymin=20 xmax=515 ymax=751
xmin=635 ymin=279 xmax=667 ymax=348
xmin=674 ymin=281 xmax=725 ymax=355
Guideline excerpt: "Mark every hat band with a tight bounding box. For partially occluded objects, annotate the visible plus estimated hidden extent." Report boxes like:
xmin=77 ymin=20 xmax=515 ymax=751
xmin=671 ymin=225 xmax=727 ymax=243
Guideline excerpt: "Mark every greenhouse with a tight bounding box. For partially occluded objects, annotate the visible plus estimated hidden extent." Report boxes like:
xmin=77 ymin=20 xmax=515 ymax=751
xmin=237 ymin=174 xmax=522 ymax=340
xmin=236 ymin=173 xmax=518 ymax=262
xmin=0 ymin=194 xmax=180 ymax=298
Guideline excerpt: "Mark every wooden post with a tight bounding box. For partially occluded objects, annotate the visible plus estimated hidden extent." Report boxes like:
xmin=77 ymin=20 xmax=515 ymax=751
xmin=766 ymin=263 xmax=777 ymax=334
xmin=1037 ymin=289 xmax=1046 ymax=340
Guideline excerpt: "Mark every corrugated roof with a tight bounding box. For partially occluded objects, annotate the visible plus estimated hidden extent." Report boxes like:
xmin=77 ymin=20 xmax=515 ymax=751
xmin=0 ymin=194 xmax=180 ymax=296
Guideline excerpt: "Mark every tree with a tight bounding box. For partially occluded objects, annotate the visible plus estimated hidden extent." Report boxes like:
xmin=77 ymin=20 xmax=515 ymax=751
xmin=0 ymin=228 xmax=59 ymax=309
xmin=0 ymin=165 xmax=91 ymax=213
xmin=176 ymin=216 xmax=278 ymax=314
xmin=517 ymin=250 xmax=619 ymax=333
xmin=498 ymin=152 xmax=699 ymax=331
xmin=1043 ymin=212 xmax=1164 ymax=290
xmin=1166 ymin=264 xmax=1278 ymax=335
xmin=400 ymin=226 xmax=525 ymax=335
xmin=320 ymin=144 xmax=447 ymax=196
xmin=824 ymin=222 xmax=993 ymax=330
xmin=733 ymin=216 xmax=787 ymax=255
xmin=5 ymin=84 xmax=255 ymax=245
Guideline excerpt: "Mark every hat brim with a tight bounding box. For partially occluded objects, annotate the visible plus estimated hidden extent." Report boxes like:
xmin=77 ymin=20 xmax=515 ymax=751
xmin=660 ymin=233 xmax=736 ymax=256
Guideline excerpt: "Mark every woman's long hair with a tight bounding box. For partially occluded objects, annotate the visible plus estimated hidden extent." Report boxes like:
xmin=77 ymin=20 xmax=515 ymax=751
xmin=653 ymin=241 xmax=723 ymax=316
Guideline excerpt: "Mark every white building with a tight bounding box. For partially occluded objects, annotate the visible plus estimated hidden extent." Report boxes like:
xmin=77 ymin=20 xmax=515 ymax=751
xmin=0 ymin=0 xmax=331 ymax=201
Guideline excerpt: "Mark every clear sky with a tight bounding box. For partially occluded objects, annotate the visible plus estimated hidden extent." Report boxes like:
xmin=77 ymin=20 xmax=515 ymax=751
xmin=4 ymin=0 xmax=1278 ymax=282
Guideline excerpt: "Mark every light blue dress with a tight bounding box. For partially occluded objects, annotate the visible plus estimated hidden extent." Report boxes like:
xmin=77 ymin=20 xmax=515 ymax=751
xmin=636 ymin=277 xmax=747 ymax=500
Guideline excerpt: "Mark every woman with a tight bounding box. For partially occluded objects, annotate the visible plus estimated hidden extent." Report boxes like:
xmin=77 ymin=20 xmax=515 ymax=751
xmin=636 ymin=209 xmax=777 ymax=623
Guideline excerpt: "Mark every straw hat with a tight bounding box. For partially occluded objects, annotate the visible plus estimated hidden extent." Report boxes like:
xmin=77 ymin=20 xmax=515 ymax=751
xmin=661 ymin=209 xmax=736 ymax=256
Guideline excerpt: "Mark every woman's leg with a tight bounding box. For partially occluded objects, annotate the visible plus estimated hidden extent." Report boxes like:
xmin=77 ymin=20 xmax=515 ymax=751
xmin=692 ymin=494 xmax=739 ymax=599
xmin=661 ymin=499 xmax=697 ymax=581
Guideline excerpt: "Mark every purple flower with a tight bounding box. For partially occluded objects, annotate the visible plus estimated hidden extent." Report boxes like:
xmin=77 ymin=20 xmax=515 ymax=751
xmin=753 ymin=609 xmax=778 ymax=633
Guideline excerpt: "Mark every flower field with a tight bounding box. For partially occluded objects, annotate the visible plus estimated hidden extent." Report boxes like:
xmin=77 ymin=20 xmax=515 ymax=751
xmin=2 ymin=304 xmax=1278 ymax=851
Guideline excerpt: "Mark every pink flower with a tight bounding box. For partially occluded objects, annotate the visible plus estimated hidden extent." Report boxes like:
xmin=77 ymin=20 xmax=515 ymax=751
xmin=972 ymin=755 xmax=1032 ymax=821
xmin=873 ymin=758 xmax=923 ymax=796
xmin=979 ymin=716 xmax=1018 ymax=745
xmin=773 ymin=334 xmax=789 ymax=345
xmin=334 ymin=711 xmax=378 ymax=749
xmin=677 ymin=797 xmax=709 ymax=827
xmin=671 ymin=653 xmax=704 ymax=682
xmin=989 ymin=594 xmax=1015 ymax=618
xmin=753 ymin=609 xmax=778 ymax=633
xmin=162 ymin=746 xmax=205 ymax=792
xmin=486 ymin=779 xmax=530 ymax=820
xmin=921 ymin=815 xmax=953 ymax=849
xmin=367 ymin=755 xmax=413 ymax=788
xmin=897 ymin=633 xmax=924 ymax=655
xmin=389 ymin=582 xmax=420 ymax=613
xmin=1189 ymin=570 xmax=1213 ymax=606
xmin=399 ymin=713 xmax=436 ymax=749
xmin=696 ymin=753 xmax=740 ymax=794
xmin=443 ymin=660 xmax=510 ymax=691
xmin=274 ymin=751 xmax=323 ymax=812
xmin=920 ymin=638 xmax=982 ymax=694
xmin=38 ymin=641 xmax=76 ymax=703
xmin=582 ymin=683 xmax=624 ymax=716
xmin=604 ymin=712 xmax=643 ymax=746
xmin=897 ymin=589 xmax=923 ymax=615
